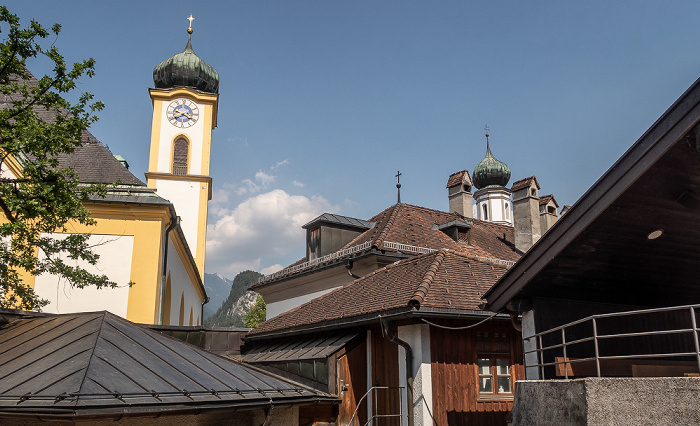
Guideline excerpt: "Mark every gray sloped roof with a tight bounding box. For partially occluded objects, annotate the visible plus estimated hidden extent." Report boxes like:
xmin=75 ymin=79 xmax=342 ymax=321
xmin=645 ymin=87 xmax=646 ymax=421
xmin=55 ymin=140 xmax=145 ymax=186
xmin=243 ymin=332 xmax=359 ymax=363
xmin=0 ymin=311 xmax=334 ymax=417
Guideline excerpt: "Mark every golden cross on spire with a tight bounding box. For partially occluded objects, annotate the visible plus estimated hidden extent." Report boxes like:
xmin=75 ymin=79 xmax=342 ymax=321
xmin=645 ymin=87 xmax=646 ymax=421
xmin=484 ymin=124 xmax=490 ymax=137
xmin=187 ymin=14 xmax=195 ymax=34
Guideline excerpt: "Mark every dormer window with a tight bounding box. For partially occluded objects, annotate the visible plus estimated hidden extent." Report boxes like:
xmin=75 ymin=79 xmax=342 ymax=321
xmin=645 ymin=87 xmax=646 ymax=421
xmin=304 ymin=213 xmax=374 ymax=261
xmin=435 ymin=219 xmax=472 ymax=244
xmin=173 ymin=137 xmax=189 ymax=175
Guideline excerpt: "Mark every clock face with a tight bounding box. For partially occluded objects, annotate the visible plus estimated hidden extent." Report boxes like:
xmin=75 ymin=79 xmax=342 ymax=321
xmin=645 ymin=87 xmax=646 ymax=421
xmin=166 ymin=99 xmax=199 ymax=128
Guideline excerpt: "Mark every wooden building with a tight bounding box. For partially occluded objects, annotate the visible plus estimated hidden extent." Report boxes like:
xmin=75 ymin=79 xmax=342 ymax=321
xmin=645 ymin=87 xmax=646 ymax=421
xmin=244 ymin=249 xmax=525 ymax=425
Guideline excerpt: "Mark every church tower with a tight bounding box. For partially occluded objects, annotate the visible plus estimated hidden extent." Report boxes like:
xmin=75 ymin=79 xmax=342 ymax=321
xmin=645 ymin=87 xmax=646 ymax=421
xmin=472 ymin=128 xmax=512 ymax=225
xmin=146 ymin=16 xmax=219 ymax=279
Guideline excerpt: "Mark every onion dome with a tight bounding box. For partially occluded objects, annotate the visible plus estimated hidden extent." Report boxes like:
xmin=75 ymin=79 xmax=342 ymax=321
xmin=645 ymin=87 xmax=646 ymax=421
xmin=472 ymin=130 xmax=511 ymax=189
xmin=153 ymin=26 xmax=219 ymax=94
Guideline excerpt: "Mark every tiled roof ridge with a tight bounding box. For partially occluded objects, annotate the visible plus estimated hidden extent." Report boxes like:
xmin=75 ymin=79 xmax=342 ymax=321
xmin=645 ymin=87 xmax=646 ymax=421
xmin=409 ymin=248 xmax=448 ymax=307
xmin=539 ymin=194 xmax=559 ymax=208
xmin=511 ymin=175 xmax=541 ymax=191
xmin=374 ymin=203 xmax=403 ymax=249
xmin=248 ymin=251 xmax=440 ymax=336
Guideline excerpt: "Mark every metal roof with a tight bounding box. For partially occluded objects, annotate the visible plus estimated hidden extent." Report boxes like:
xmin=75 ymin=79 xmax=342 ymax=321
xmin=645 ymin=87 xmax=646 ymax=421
xmin=302 ymin=213 xmax=375 ymax=230
xmin=0 ymin=312 xmax=334 ymax=417
xmin=242 ymin=332 xmax=359 ymax=363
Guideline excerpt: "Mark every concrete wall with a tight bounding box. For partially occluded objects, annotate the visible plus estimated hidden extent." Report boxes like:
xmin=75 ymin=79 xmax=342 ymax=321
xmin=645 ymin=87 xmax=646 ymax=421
xmin=512 ymin=377 xmax=700 ymax=425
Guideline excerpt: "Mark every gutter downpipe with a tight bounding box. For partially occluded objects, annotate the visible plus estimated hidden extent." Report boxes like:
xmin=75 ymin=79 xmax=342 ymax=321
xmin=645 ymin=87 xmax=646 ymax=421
xmin=261 ymin=399 xmax=274 ymax=426
xmin=379 ymin=315 xmax=414 ymax=426
xmin=158 ymin=216 xmax=180 ymax=325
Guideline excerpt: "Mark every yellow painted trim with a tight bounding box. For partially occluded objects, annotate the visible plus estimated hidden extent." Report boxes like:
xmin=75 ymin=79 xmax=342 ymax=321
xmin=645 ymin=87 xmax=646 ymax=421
xmin=149 ymin=88 xmax=218 ymax=130
xmin=200 ymin=103 xmax=213 ymax=176
xmin=148 ymin=99 xmax=164 ymax=185
xmin=1 ymin=152 xmax=24 ymax=178
xmin=194 ymin=178 xmax=210 ymax=277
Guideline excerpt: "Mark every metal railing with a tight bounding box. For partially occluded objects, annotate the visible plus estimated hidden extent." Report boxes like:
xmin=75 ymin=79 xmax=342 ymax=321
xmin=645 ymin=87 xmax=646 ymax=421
xmin=256 ymin=241 xmax=373 ymax=283
xmin=345 ymin=385 xmax=405 ymax=426
xmin=525 ymin=304 xmax=700 ymax=379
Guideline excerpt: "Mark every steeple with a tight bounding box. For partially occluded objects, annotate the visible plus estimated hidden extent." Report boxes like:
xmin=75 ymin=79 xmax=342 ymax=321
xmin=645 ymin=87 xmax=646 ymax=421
xmin=471 ymin=126 xmax=513 ymax=225
xmin=472 ymin=127 xmax=511 ymax=189
xmin=153 ymin=16 xmax=219 ymax=94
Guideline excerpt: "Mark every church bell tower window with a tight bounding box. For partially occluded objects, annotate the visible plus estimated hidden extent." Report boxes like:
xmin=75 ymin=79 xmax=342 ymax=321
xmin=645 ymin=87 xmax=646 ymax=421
xmin=173 ymin=137 xmax=189 ymax=175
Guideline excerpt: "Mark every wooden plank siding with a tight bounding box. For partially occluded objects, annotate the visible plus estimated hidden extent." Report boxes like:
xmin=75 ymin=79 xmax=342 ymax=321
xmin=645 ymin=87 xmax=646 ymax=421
xmin=430 ymin=320 xmax=524 ymax=426
xmin=337 ymin=337 xmax=368 ymax=426
xmin=371 ymin=328 xmax=401 ymax=425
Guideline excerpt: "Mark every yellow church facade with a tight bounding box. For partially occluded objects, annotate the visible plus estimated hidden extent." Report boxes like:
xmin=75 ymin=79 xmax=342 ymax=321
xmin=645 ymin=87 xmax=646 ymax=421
xmin=1 ymin=24 xmax=218 ymax=326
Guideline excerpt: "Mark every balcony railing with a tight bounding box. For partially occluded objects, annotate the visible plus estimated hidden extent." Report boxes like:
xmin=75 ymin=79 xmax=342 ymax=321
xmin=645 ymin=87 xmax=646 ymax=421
xmin=526 ymin=304 xmax=700 ymax=379
xmin=344 ymin=385 xmax=405 ymax=426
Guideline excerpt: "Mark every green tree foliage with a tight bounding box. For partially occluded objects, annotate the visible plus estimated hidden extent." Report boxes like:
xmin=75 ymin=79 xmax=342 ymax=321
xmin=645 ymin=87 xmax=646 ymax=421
xmin=204 ymin=270 xmax=262 ymax=327
xmin=245 ymin=295 xmax=266 ymax=329
xmin=0 ymin=7 xmax=111 ymax=310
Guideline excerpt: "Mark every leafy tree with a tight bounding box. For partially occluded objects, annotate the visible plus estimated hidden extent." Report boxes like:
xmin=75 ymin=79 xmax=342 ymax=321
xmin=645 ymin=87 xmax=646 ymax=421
xmin=0 ymin=7 xmax=112 ymax=310
xmin=245 ymin=295 xmax=266 ymax=329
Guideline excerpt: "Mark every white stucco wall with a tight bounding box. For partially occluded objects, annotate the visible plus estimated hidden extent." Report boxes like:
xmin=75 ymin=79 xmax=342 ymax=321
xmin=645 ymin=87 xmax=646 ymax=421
xmin=474 ymin=189 xmax=513 ymax=225
xmin=265 ymin=286 xmax=340 ymax=320
xmin=165 ymin=237 xmax=202 ymax=326
xmin=398 ymin=323 xmax=433 ymax=426
xmin=156 ymin=99 xmax=206 ymax=175
xmin=34 ymin=233 xmax=134 ymax=317
xmin=155 ymin=179 xmax=203 ymax=254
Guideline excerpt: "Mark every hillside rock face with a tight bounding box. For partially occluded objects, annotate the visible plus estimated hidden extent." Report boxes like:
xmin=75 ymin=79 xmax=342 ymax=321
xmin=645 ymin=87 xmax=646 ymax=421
xmin=204 ymin=270 xmax=263 ymax=327
xmin=225 ymin=291 xmax=259 ymax=318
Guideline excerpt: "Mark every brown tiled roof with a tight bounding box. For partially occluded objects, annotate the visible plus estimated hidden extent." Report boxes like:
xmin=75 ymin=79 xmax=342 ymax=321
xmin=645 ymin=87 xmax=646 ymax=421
xmin=342 ymin=203 xmax=521 ymax=262
xmin=446 ymin=169 xmax=471 ymax=188
xmin=249 ymin=250 xmax=508 ymax=336
xmin=539 ymin=194 xmax=559 ymax=208
xmin=511 ymin=176 xmax=540 ymax=192
xmin=253 ymin=203 xmax=521 ymax=287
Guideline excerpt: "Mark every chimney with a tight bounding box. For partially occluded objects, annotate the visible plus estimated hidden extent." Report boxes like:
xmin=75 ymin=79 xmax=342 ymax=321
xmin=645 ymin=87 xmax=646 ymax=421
xmin=446 ymin=170 xmax=473 ymax=218
xmin=539 ymin=194 xmax=559 ymax=235
xmin=511 ymin=176 xmax=541 ymax=252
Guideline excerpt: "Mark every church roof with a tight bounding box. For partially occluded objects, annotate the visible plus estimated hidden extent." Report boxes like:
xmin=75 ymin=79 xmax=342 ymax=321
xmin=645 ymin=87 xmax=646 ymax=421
xmin=253 ymin=203 xmax=520 ymax=287
xmin=248 ymin=250 xmax=509 ymax=338
xmin=0 ymin=311 xmax=333 ymax=418
xmin=472 ymin=138 xmax=511 ymax=189
xmin=153 ymin=35 xmax=219 ymax=94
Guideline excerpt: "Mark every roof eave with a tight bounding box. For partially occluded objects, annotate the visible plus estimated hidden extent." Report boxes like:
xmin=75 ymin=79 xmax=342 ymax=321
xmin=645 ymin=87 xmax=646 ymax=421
xmin=484 ymin=74 xmax=700 ymax=313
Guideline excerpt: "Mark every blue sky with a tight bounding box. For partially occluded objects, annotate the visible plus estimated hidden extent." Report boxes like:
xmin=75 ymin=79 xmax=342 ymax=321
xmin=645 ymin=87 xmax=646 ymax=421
xmin=6 ymin=1 xmax=700 ymax=278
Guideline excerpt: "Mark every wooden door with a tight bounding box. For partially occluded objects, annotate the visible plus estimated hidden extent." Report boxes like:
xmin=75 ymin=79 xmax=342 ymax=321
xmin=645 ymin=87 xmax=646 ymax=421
xmin=337 ymin=339 xmax=367 ymax=426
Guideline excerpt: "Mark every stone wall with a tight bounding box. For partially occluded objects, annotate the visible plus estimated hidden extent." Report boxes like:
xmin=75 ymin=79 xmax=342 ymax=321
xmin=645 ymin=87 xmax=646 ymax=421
xmin=512 ymin=377 xmax=700 ymax=425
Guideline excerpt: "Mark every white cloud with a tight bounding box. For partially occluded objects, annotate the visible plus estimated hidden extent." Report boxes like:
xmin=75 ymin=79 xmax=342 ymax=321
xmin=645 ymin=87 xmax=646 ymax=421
xmin=205 ymin=189 xmax=339 ymax=277
xmin=261 ymin=264 xmax=284 ymax=275
xmin=255 ymin=170 xmax=275 ymax=187
xmin=292 ymin=180 xmax=304 ymax=188
xmin=271 ymin=159 xmax=289 ymax=170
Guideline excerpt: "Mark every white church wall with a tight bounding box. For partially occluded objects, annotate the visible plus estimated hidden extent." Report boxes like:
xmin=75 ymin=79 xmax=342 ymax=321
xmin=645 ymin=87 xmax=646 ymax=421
xmin=165 ymin=237 xmax=202 ymax=325
xmin=34 ymin=233 xmax=133 ymax=317
xmin=156 ymin=179 xmax=202 ymax=253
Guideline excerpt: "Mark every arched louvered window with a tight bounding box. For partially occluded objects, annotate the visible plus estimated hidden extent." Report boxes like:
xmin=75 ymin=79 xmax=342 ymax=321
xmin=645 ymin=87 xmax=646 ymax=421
xmin=173 ymin=137 xmax=189 ymax=175
xmin=483 ymin=204 xmax=488 ymax=221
